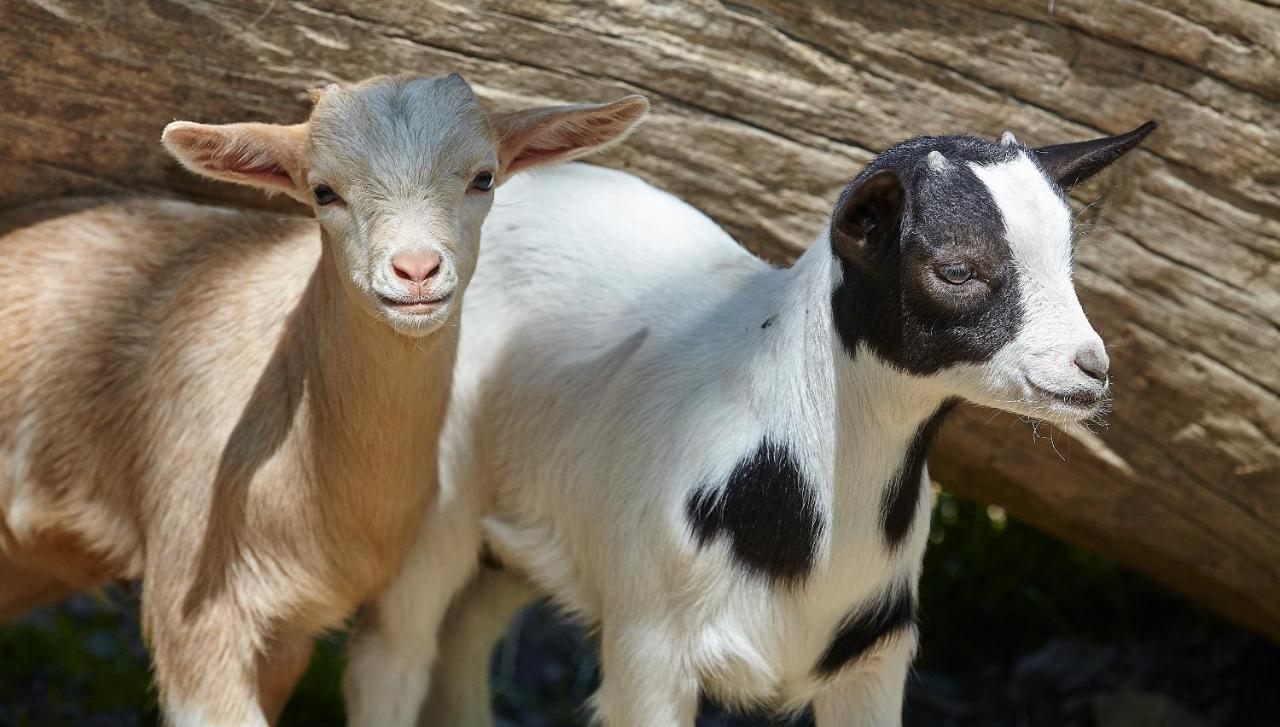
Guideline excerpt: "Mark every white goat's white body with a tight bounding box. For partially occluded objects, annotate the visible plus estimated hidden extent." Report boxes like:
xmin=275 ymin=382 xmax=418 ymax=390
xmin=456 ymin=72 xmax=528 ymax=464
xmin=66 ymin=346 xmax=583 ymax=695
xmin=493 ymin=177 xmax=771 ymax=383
xmin=390 ymin=121 xmax=1155 ymax=725
xmin=441 ymin=163 xmax=938 ymax=717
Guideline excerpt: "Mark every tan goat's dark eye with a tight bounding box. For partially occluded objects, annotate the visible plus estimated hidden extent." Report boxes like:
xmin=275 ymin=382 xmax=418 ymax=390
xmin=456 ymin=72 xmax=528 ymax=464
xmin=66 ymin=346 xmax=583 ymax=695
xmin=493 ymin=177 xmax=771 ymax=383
xmin=469 ymin=170 xmax=495 ymax=192
xmin=313 ymin=185 xmax=341 ymax=206
xmin=937 ymin=263 xmax=973 ymax=285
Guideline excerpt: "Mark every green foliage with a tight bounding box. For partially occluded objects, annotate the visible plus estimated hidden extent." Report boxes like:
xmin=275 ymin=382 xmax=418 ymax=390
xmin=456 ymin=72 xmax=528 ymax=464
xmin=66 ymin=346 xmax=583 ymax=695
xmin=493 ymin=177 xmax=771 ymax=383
xmin=918 ymin=492 xmax=1213 ymax=670
xmin=0 ymin=592 xmax=158 ymax=726
xmin=0 ymin=590 xmax=349 ymax=726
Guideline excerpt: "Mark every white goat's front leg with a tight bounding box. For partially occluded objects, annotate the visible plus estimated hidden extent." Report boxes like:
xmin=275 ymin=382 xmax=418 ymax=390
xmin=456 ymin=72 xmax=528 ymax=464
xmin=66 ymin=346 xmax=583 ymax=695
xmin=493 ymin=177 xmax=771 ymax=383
xmin=811 ymin=632 xmax=916 ymax=727
xmin=422 ymin=566 xmax=539 ymax=727
xmin=590 ymin=620 xmax=699 ymax=727
xmin=344 ymin=511 xmax=481 ymax=727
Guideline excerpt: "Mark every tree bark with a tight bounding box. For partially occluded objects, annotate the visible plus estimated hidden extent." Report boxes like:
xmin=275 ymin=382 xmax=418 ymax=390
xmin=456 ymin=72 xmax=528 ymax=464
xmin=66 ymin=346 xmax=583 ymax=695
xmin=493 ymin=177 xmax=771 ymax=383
xmin=2 ymin=0 xmax=1277 ymax=640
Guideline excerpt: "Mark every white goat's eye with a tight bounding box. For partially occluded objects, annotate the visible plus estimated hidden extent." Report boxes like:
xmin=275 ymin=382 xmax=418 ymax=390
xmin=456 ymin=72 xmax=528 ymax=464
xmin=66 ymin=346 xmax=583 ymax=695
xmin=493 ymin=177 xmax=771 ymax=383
xmin=313 ymin=185 xmax=342 ymax=206
xmin=469 ymin=170 xmax=495 ymax=193
xmin=937 ymin=263 xmax=974 ymax=285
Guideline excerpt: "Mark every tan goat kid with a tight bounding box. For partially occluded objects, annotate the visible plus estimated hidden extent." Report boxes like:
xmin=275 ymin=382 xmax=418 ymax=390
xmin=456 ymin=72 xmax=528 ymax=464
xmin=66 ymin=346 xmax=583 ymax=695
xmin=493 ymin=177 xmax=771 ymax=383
xmin=0 ymin=73 xmax=647 ymax=726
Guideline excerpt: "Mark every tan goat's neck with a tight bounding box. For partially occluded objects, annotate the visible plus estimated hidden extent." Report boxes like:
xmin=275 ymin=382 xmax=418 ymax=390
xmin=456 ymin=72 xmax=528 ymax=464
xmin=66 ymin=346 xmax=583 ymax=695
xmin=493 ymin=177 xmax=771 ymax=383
xmin=294 ymin=231 xmax=454 ymax=485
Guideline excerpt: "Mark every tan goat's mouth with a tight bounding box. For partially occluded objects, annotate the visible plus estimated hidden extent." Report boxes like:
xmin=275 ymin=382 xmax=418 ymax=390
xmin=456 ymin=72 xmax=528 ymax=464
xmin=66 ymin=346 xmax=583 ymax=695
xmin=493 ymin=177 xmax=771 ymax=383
xmin=378 ymin=292 xmax=452 ymax=314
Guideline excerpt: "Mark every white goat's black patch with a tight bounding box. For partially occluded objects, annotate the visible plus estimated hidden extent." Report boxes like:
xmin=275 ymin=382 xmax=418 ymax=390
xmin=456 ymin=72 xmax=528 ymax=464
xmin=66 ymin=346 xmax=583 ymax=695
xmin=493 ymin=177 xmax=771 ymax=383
xmin=685 ymin=440 xmax=823 ymax=587
xmin=880 ymin=400 xmax=956 ymax=548
xmin=813 ymin=584 xmax=917 ymax=677
xmin=830 ymin=136 xmax=1026 ymax=374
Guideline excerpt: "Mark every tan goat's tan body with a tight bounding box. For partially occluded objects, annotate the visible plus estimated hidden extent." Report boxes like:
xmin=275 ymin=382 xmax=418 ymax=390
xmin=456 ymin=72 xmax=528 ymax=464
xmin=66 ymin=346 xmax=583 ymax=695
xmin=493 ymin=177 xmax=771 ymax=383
xmin=0 ymin=70 xmax=649 ymax=725
xmin=0 ymin=198 xmax=451 ymax=719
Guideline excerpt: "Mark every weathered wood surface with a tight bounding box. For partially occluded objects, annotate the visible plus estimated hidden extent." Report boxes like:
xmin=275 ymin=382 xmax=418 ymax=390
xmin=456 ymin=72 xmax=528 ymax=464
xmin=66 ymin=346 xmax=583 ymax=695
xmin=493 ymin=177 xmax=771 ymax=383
xmin=1 ymin=0 xmax=1277 ymax=640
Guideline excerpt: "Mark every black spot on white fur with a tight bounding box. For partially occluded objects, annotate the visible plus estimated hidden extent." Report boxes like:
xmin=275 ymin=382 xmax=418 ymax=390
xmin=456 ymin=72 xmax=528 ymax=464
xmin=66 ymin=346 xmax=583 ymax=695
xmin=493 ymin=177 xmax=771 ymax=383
xmin=881 ymin=400 xmax=956 ymax=548
xmin=686 ymin=440 xmax=823 ymax=587
xmin=830 ymin=135 xmax=1025 ymax=374
xmin=814 ymin=585 xmax=917 ymax=677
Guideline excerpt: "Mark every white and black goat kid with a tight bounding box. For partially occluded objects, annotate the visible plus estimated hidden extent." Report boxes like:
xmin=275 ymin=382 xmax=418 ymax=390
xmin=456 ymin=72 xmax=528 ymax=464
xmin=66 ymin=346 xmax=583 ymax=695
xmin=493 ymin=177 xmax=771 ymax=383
xmin=359 ymin=122 xmax=1156 ymax=726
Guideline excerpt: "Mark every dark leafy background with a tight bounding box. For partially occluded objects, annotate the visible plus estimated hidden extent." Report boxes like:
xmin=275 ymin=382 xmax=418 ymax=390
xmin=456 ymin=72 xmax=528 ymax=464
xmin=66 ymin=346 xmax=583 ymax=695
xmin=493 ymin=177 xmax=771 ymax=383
xmin=3 ymin=494 xmax=1277 ymax=727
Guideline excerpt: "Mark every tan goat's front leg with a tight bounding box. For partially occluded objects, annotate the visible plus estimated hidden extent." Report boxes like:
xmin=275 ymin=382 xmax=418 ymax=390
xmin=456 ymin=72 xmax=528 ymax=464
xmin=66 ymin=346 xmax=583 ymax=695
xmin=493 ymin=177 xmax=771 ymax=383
xmin=144 ymin=586 xmax=273 ymax=727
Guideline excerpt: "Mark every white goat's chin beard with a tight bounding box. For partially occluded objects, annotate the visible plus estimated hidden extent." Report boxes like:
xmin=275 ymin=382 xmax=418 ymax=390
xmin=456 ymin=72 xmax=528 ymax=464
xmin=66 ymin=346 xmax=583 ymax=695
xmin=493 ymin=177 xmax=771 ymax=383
xmin=965 ymin=381 xmax=1109 ymax=427
xmin=1004 ymin=396 xmax=1109 ymax=427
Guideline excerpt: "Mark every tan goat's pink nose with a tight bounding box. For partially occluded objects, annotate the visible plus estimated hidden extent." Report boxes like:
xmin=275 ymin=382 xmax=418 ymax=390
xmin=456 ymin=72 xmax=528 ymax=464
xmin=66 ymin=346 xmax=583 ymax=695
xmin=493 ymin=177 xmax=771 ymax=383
xmin=391 ymin=250 xmax=442 ymax=284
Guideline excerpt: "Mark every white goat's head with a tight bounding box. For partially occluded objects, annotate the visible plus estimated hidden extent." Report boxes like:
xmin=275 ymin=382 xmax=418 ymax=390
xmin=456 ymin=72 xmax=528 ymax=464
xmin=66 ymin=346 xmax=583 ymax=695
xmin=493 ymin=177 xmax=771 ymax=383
xmin=830 ymin=122 xmax=1156 ymax=424
xmin=163 ymin=73 xmax=648 ymax=336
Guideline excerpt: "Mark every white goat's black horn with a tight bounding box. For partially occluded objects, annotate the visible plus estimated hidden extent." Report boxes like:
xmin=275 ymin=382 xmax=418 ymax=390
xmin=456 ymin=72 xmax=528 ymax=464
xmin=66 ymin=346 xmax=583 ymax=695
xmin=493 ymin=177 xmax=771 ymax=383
xmin=1032 ymin=120 xmax=1158 ymax=190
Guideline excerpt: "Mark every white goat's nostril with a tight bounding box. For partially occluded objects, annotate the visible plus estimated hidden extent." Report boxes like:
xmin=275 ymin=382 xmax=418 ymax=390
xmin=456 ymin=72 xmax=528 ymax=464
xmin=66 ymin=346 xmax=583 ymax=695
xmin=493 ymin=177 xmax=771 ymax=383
xmin=1074 ymin=344 xmax=1110 ymax=384
xmin=391 ymin=250 xmax=442 ymax=284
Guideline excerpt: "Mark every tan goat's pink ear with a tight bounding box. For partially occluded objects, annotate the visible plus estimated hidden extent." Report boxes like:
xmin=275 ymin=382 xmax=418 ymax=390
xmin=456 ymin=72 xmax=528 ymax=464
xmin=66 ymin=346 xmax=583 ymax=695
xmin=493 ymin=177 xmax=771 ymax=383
xmin=492 ymin=95 xmax=649 ymax=178
xmin=161 ymin=121 xmax=309 ymax=198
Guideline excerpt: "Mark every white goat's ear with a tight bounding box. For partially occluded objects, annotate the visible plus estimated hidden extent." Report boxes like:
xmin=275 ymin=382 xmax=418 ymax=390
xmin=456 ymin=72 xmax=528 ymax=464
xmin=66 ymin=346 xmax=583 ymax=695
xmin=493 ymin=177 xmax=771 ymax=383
xmin=830 ymin=169 xmax=905 ymax=267
xmin=1032 ymin=120 xmax=1157 ymax=190
xmin=161 ymin=121 xmax=309 ymax=200
xmin=492 ymin=95 xmax=649 ymax=178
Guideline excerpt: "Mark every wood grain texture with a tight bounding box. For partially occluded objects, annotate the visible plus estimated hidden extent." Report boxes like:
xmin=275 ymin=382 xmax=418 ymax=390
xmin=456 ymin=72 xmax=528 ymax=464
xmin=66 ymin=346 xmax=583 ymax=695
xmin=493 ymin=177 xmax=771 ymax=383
xmin=1 ymin=0 xmax=1276 ymax=639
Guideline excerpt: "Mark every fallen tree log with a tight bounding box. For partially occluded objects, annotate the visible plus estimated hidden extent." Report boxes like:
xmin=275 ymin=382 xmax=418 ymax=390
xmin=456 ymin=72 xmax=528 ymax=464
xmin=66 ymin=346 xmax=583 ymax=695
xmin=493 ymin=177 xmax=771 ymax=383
xmin=1 ymin=0 xmax=1277 ymax=640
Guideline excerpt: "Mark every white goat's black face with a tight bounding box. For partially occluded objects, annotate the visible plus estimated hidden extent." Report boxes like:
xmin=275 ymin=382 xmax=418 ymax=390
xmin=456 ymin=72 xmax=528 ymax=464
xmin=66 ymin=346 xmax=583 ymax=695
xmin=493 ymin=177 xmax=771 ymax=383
xmin=831 ymin=123 xmax=1155 ymax=424
xmin=306 ymin=75 xmax=498 ymax=338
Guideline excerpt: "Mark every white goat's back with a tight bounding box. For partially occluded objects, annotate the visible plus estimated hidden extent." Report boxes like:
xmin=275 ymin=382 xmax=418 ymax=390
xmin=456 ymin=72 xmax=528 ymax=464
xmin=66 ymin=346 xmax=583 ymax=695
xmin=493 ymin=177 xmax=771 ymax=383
xmin=469 ymin=163 xmax=755 ymax=335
